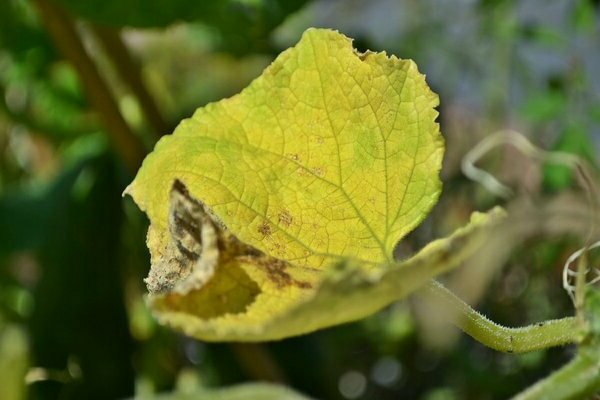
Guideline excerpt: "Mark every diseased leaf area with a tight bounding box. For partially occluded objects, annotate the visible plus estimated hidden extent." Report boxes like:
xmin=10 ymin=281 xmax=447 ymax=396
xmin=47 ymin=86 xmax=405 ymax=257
xmin=149 ymin=207 xmax=504 ymax=341
xmin=127 ymin=28 xmax=467 ymax=341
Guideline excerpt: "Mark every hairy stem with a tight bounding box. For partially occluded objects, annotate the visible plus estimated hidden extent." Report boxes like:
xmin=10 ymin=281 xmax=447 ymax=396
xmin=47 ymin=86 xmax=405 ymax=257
xmin=511 ymin=344 xmax=600 ymax=400
xmin=424 ymin=280 xmax=584 ymax=353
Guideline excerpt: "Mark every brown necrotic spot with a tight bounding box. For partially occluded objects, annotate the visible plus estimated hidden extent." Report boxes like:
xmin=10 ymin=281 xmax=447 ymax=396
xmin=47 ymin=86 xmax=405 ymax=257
xmin=293 ymin=279 xmax=312 ymax=289
xmin=263 ymin=259 xmax=293 ymax=288
xmin=257 ymin=221 xmax=272 ymax=237
xmin=240 ymin=256 xmax=312 ymax=289
xmin=278 ymin=210 xmax=293 ymax=227
xmin=169 ymin=179 xmax=205 ymax=258
xmin=147 ymin=179 xmax=213 ymax=294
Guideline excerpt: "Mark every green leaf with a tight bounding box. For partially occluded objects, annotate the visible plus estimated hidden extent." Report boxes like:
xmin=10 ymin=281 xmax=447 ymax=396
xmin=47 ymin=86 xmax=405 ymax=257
xmin=0 ymin=320 xmax=28 ymax=400
xmin=585 ymin=289 xmax=600 ymax=336
xmin=572 ymin=0 xmax=596 ymax=33
xmin=54 ymin=0 xmax=310 ymax=54
xmin=0 ymin=153 xmax=136 ymax=397
xmin=138 ymin=382 xmax=312 ymax=400
xmin=542 ymin=125 xmax=596 ymax=191
xmin=519 ymin=90 xmax=566 ymax=123
xmin=127 ymin=28 xmax=498 ymax=341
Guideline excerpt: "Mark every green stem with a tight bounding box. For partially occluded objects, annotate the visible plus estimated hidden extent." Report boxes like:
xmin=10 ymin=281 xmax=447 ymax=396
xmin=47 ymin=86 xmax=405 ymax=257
xmin=424 ymin=280 xmax=584 ymax=353
xmin=511 ymin=344 xmax=600 ymax=400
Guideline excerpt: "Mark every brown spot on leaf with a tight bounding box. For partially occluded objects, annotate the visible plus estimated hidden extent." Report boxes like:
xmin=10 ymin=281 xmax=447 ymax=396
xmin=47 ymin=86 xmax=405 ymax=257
xmin=239 ymin=256 xmax=312 ymax=289
xmin=257 ymin=221 xmax=272 ymax=238
xmin=263 ymin=259 xmax=293 ymax=288
xmin=294 ymin=280 xmax=312 ymax=289
xmin=311 ymin=167 xmax=324 ymax=177
xmin=278 ymin=210 xmax=293 ymax=227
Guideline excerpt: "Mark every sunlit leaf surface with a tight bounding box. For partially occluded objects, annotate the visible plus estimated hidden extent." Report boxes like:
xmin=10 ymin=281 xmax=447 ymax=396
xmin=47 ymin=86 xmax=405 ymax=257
xmin=127 ymin=28 xmax=500 ymax=341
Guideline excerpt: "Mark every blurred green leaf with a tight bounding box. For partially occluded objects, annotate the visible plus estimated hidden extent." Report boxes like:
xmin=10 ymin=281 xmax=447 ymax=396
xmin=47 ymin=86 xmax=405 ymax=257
xmin=585 ymin=289 xmax=600 ymax=335
xmin=138 ymin=382 xmax=312 ymax=400
xmin=0 ymin=0 xmax=55 ymax=64
xmin=29 ymin=153 xmax=135 ymax=399
xmin=590 ymin=103 xmax=600 ymax=123
xmin=542 ymin=125 xmax=596 ymax=191
xmin=0 ymin=319 xmax=29 ymax=400
xmin=0 ymin=152 xmax=136 ymax=398
xmin=572 ymin=0 xmax=596 ymax=32
xmin=528 ymin=26 xmax=565 ymax=48
xmin=519 ymin=90 xmax=566 ymax=123
xmin=53 ymin=0 xmax=312 ymax=55
xmin=0 ymin=0 xmax=97 ymax=142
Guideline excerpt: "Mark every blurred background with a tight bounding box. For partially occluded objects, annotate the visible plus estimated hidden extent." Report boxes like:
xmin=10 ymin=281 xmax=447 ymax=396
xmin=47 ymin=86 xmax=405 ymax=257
xmin=1 ymin=0 xmax=599 ymax=399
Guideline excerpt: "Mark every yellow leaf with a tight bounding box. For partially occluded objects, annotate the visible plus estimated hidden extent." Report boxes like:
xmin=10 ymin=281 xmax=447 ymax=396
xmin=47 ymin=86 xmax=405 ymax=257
xmin=126 ymin=28 xmax=492 ymax=341
xmin=149 ymin=208 xmax=504 ymax=341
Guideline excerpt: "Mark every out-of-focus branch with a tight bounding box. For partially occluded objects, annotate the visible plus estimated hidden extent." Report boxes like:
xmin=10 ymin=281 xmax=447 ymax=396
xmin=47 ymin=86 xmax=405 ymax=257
xmin=230 ymin=343 xmax=287 ymax=383
xmin=512 ymin=343 xmax=600 ymax=400
xmin=33 ymin=0 xmax=146 ymax=173
xmin=91 ymin=25 xmax=169 ymax=139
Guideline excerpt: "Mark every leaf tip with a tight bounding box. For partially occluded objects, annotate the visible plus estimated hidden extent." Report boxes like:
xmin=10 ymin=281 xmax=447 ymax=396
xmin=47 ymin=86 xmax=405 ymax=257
xmin=121 ymin=182 xmax=134 ymax=198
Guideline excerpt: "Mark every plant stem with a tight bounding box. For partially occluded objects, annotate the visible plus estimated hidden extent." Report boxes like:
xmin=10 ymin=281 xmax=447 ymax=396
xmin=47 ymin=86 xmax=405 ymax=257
xmin=90 ymin=25 xmax=169 ymax=139
xmin=511 ymin=343 xmax=600 ymax=400
xmin=33 ymin=0 xmax=146 ymax=173
xmin=424 ymin=280 xmax=585 ymax=353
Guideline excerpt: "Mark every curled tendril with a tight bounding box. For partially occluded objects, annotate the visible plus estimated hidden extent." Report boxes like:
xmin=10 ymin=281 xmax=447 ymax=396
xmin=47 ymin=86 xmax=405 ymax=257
xmin=562 ymin=240 xmax=600 ymax=306
xmin=462 ymin=130 xmax=600 ymax=306
xmin=461 ymin=129 xmax=581 ymax=199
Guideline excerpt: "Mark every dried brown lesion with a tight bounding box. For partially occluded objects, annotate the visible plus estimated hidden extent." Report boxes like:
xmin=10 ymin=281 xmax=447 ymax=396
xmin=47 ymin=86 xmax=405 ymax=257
xmin=168 ymin=180 xmax=204 ymax=258
xmin=146 ymin=179 xmax=210 ymax=294
xmin=239 ymin=255 xmax=312 ymax=289
xmin=147 ymin=179 xmax=308 ymax=296
xmin=147 ymin=179 xmax=244 ymax=294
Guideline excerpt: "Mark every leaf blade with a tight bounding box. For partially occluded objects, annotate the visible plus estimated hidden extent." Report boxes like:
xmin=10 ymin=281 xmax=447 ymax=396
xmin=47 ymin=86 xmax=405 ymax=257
xmin=128 ymin=28 xmax=451 ymax=341
xmin=149 ymin=208 xmax=505 ymax=341
xmin=129 ymin=28 xmax=442 ymax=266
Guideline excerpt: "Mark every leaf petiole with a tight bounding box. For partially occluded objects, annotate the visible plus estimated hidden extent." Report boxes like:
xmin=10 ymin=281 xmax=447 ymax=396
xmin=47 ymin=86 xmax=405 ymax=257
xmin=423 ymin=280 xmax=586 ymax=353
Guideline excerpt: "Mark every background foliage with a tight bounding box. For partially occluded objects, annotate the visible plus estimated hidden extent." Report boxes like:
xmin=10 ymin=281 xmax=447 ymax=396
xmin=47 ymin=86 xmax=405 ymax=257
xmin=0 ymin=0 xmax=599 ymax=399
